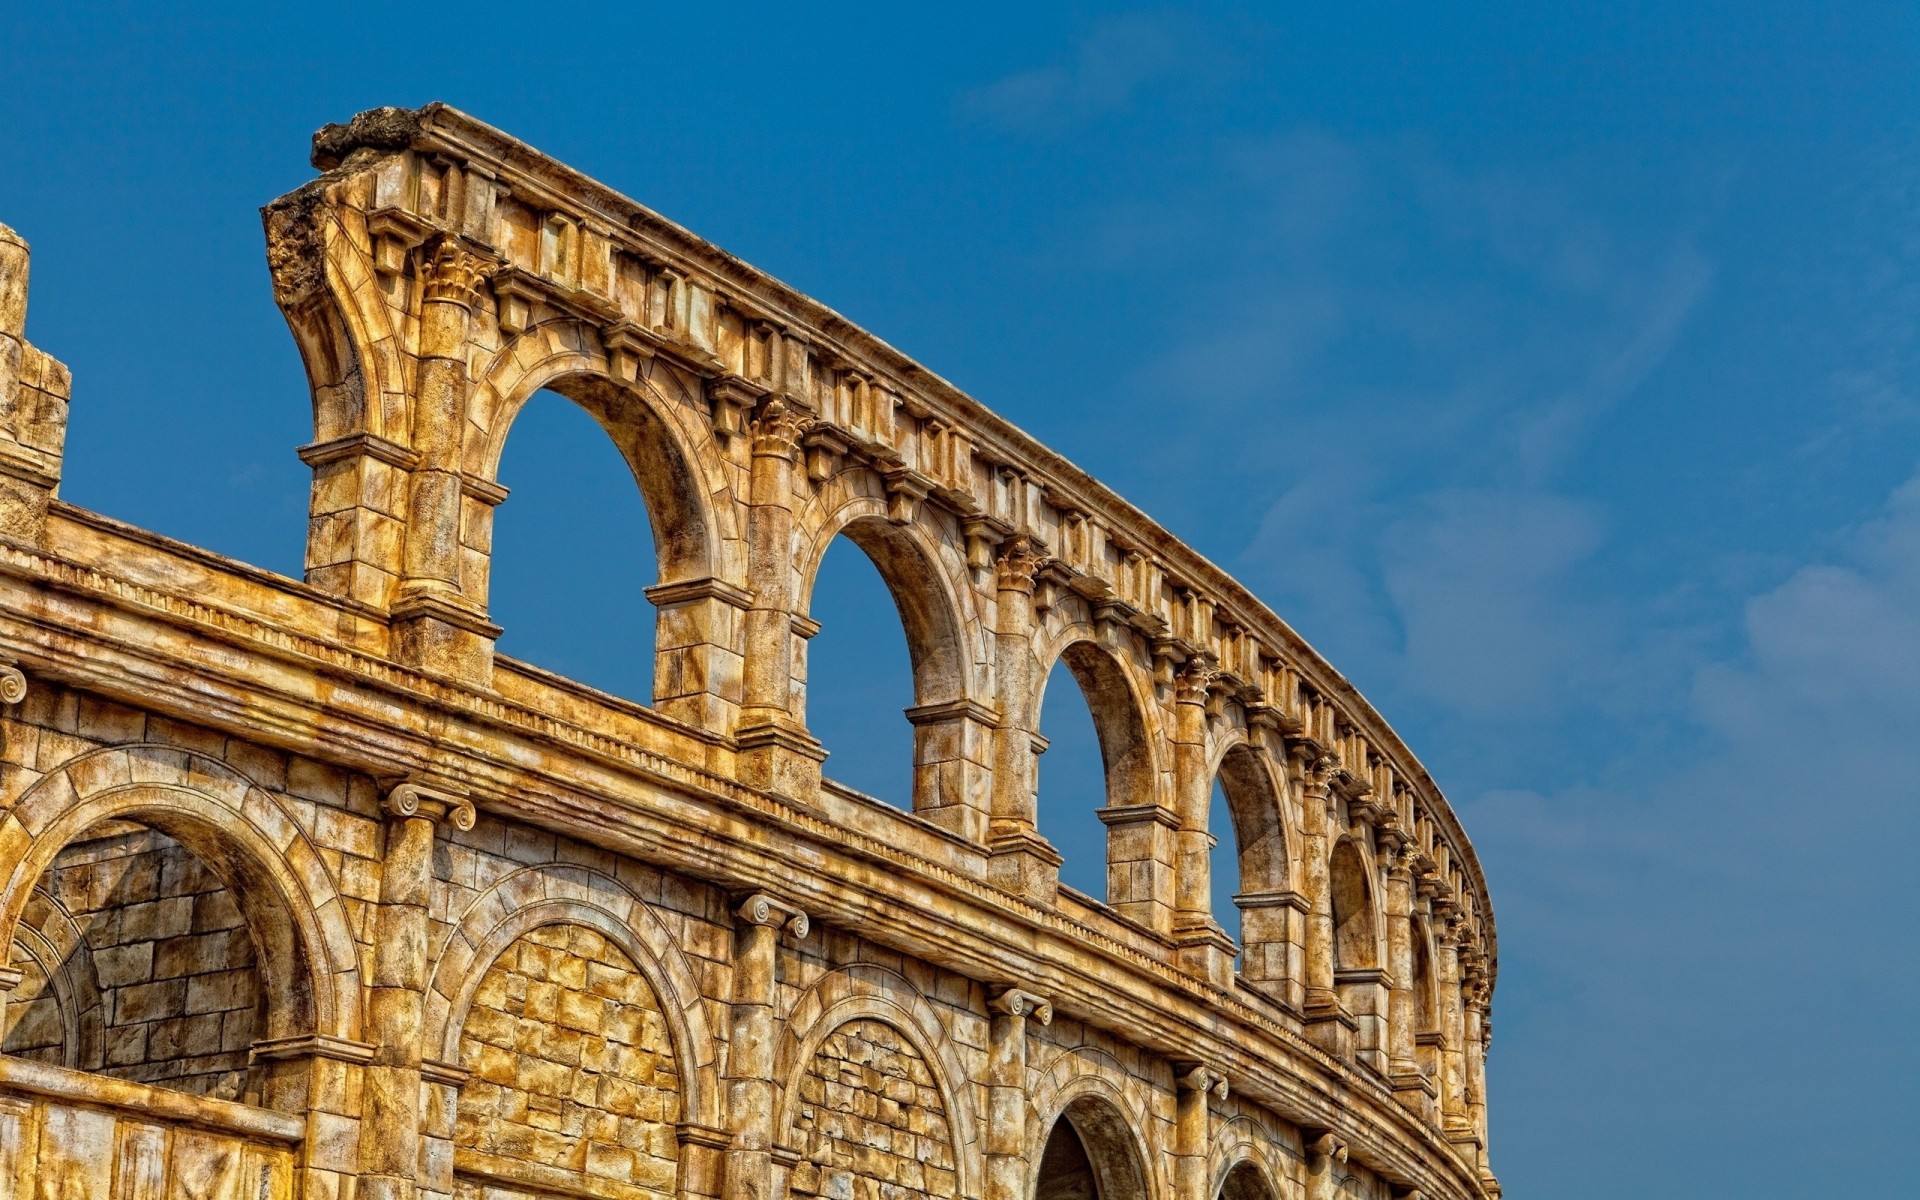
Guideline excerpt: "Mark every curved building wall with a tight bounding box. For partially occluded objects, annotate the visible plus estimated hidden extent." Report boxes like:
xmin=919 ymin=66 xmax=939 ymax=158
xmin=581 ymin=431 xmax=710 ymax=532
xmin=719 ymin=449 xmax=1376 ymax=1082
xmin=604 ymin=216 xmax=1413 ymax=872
xmin=0 ymin=106 xmax=1497 ymax=1200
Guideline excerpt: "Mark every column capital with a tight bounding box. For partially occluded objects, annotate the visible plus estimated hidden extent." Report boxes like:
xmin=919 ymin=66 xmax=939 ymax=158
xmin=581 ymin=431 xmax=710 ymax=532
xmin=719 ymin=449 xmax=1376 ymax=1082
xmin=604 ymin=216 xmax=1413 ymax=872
xmin=382 ymin=778 xmax=477 ymax=830
xmin=1304 ymin=1130 xmax=1349 ymax=1167
xmin=1175 ymin=1063 xmax=1229 ymax=1102
xmin=420 ymin=233 xmax=488 ymax=308
xmin=750 ymin=396 xmax=808 ymax=460
xmin=734 ymin=891 xmax=810 ymax=939
xmin=994 ymin=535 xmax=1044 ymax=595
xmin=989 ymin=988 xmax=1053 ymax=1025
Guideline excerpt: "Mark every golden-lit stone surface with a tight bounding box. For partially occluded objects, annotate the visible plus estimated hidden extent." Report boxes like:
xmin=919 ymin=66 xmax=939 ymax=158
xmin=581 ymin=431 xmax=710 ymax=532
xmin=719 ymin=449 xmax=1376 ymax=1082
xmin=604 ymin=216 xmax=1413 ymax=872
xmin=0 ymin=105 xmax=1496 ymax=1199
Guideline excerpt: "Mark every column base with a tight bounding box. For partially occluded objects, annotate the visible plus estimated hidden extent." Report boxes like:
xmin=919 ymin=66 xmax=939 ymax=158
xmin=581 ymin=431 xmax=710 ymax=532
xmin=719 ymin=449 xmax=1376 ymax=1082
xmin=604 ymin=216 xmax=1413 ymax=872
xmin=1172 ymin=918 xmax=1239 ymax=990
xmin=1303 ymin=992 xmax=1357 ymax=1059
xmin=986 ymin=827 xmax=1062 ymax=905
xmin=1389 ymin=1064 xmax=1438 ymax=1121
xmin=392 ymin=588 xmax=501 ymax=685
xmin=736 ymin=718 xmax=827 ymax=805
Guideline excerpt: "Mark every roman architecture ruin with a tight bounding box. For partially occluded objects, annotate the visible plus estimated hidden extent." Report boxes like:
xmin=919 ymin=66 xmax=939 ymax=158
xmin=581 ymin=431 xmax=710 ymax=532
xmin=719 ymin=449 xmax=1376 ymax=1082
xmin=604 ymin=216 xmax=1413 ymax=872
xmin=0 ymin=104 xmax=1497 ymax=1199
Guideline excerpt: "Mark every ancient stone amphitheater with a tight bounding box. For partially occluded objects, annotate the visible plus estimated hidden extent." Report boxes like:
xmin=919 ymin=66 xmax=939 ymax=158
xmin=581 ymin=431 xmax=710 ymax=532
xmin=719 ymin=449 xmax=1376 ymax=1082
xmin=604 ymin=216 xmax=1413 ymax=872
xmin=0 ymin=106 xmax=1496 ymax=1200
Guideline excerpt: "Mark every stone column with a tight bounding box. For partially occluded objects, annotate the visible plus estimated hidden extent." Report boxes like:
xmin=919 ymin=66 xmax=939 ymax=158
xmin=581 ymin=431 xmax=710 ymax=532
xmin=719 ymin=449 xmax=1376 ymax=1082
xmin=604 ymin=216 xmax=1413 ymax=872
xmin=736 ymin=398 xmax=826 ymax=802
xmin=1463 ymin=963 xmax=1492 ymax=1175
xmin=393 ymin=235 xmax=499 ymax=683
xmin=987 ymin=537 xmax=1061 ymax=902
xmin=1171 ymin=664 xmax=1235 ymax=987
xmin=986 ymin=989 xmax=1052 ymax=1200
xmin=1434 ymin=910 xmax=1469 ymax=1137
xmin=0 ymin=224 xmax=69 ymax=547
xmin=725 ymin=892 xmax=810 ymax=1200
xmin=1384 ymin=840 xmax=1432 ymax=1116
xmin=1174 ymin=1066 xmax=1227 ymax=1200
xmin=1297 ymin=753 xmax=1353 ymax=1058
xmin=359 ymin=779 xmax=476 ymax=1200
xmin=1302 ymin=1132 xmax=1347 ymax=1200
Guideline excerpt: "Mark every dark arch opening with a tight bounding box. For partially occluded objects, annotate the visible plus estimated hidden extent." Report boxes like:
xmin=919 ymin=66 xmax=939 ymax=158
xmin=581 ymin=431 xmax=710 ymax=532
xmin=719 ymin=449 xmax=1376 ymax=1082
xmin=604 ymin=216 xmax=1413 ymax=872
xmin=2 ymin=815 xmax=317 ymax=1111
xmin=803 ymin=515 xmax=969 ymax=815
xmin=490 ymin=388 xmax=661 ymax=704
xmin=1217 ymin=1162 xmax=1274 ymax=1200
xmin=1033 ymin=1097 xmax=1149 ymax=1200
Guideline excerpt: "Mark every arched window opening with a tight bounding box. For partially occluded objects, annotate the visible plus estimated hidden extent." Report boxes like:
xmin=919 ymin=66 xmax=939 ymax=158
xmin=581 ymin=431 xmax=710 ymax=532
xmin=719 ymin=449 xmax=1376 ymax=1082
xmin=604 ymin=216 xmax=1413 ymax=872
xmin=1330 ymin=838 xmax=1386 ymax=1069
xmin=1035 ymin=642 xmax=1157 ymax=909
xmin=1 ymin=819 xmax=301 ymax=1105
xmin=1208 ymin=744 xmax=1290 ymax=954
xmin=1035 ymin=658 xmax=1108 ymax=901
xmin=1208 ymin=779 xmax=1238 ymax=946
xmin=1330 ymin=840 xmax=1378 ymax=970
xmin=804 ymin=535 xmax=919 ymax=808
xmin=1033 ymin=1098 xmax=1149 ymax=1200
xmin=490 ymin=388 xmax=660 ymax=705
xmin=1414 ymin=920 xmax=1441 ymax=1081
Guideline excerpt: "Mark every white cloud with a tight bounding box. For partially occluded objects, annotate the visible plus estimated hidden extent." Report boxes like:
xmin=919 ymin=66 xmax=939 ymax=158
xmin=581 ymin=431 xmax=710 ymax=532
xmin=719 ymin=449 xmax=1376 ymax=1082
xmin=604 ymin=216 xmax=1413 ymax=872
xmin=963 ymin=13 xmax=1198 ymax=132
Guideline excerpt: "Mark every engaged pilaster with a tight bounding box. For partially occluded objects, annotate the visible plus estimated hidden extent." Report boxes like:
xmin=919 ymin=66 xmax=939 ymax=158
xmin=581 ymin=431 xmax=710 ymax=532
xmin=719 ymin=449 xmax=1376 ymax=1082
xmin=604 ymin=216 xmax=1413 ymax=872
xmin=392 ymin=235 xmax=500 ymax=683
xmin=1172 ymin=661 xmax=1237 ymax=986
xmin=726 ymin=892 xmax=811 ymax=1200
xmin=987 ymin=538 xmax=1063 ymax=902
xmin=1384 ymin=839 xmax=1435 ymax=1117
xmin=986 ymin=988 xmax=1052 ymax=1200
xmin=360 ymin=778 xmax=477 ymax=1200
xmin=1297 ymin=753 xmax=1355 ymax=1058
xmin=737 ymin=398 xmax=826 ymax=801
xmin=1174 ymin=1065 xmax=1229 ymax=1200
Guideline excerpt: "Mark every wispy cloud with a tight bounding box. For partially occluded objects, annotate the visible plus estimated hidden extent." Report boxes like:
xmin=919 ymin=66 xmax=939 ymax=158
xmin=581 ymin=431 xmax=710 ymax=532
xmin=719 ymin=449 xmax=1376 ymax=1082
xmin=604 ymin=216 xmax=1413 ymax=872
xmin=962 ymin=13 xmax=1200 ymax=133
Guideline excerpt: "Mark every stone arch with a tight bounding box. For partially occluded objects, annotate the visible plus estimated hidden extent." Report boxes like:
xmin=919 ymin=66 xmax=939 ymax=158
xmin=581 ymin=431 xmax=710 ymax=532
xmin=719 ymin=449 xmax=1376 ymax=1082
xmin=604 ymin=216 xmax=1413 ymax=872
xmin=1208 ymin=738 xmax=1294 ymax=904
xmin=797 ymin=495 xmax=981 ymax=715
xmin=1031 ymin=632 xmax=1162 ymax=814
xmin=1328 ymin=839 xmax=1378 ymax=971
xmin=1412 ymin=914 xmax=1441 ymax=1081
xmin=0 ymin=745 xmax=363 ymax=1048
xmin=1206 ymin=1117 xmax=1290 ymax=1200
xmin=2 ymin=883 xmax=106 ymax=1070
xmin=425 ymin=863 xmax=721 ymax=1131
xmin=275 ymin=206 xmax=412 ymax=445
xmin=797 ymin=486 xmax=991 ymax=825
xmin=466 ymin=323 xmax=733 ymax=592
xmin=774 ymin=964 xmax=981 ymax=1200
xmin=1328 ymin=837 xmax=1387 ymax=1068
xmin=1026 ymin=1054 xmax=1158 ymax=1200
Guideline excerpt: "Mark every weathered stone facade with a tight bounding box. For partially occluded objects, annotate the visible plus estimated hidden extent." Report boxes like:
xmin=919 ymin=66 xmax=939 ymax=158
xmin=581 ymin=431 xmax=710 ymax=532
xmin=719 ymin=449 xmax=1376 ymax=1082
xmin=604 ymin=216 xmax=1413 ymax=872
xmin=0 ymin=104 xmax=1497 ymax=1199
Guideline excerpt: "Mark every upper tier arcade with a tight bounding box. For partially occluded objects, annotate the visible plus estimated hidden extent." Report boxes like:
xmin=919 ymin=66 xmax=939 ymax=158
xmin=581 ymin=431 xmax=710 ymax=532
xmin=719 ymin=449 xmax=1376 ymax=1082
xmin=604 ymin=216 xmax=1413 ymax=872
xmin=0 ymin=105 xmax=1497 ymax=1200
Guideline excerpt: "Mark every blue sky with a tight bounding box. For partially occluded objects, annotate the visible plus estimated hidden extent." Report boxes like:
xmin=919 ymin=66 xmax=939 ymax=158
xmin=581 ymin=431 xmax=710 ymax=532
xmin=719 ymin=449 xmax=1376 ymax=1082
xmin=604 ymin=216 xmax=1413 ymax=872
xmin=5 ymin=4 xmax=1918 ymax=1195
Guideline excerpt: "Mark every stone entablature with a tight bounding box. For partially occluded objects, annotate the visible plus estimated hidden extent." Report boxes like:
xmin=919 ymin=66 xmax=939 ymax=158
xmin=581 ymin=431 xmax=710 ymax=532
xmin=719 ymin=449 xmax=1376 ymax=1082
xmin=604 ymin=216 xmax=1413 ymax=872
xmin=0 ymin=105 xmax=1497 ymax=1200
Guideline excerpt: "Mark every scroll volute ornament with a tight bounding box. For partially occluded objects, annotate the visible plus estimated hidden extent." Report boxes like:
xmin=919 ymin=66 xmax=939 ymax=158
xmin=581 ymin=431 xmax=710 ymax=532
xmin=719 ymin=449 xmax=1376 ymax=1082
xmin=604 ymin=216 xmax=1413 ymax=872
xmin=735 ymin=891 xmax=810 ymax=939
xmin=988 ymin=987 xmax=1053 ymax=1025
xmin=382 ymin=778 xmax=477 ymax=830
xmin=0 ymin=663 xmax=26 ymax=705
